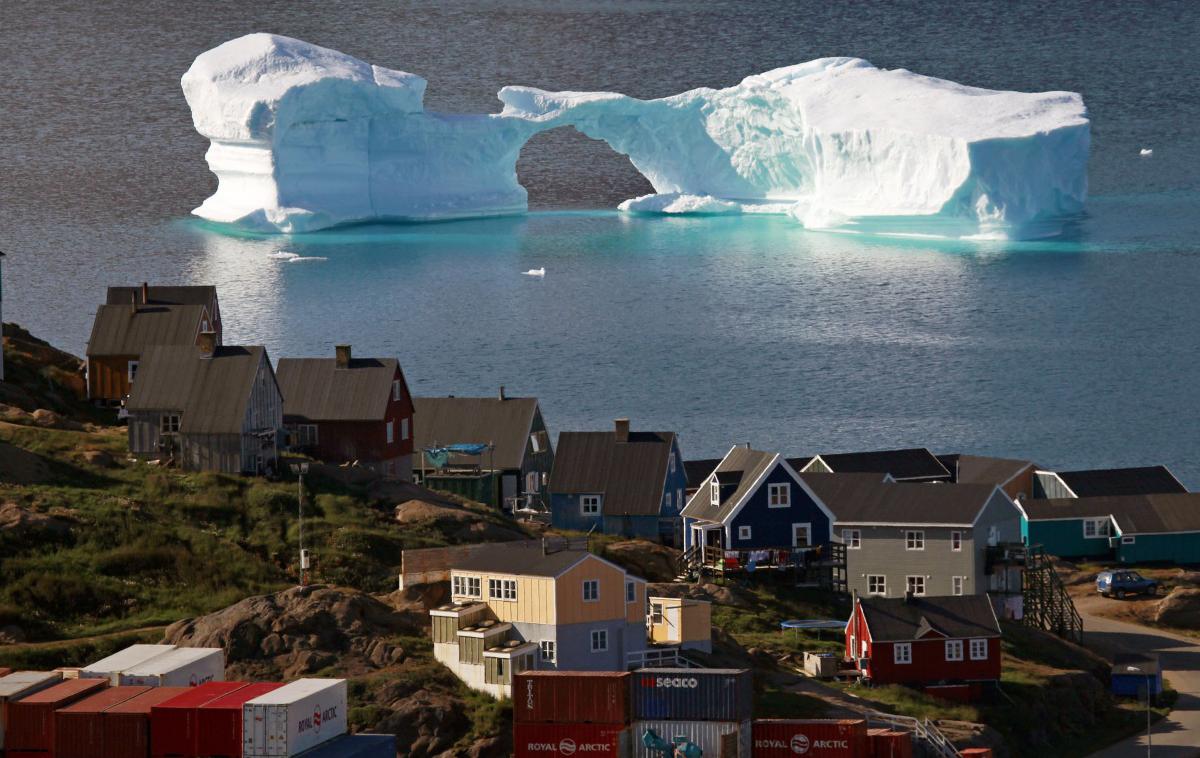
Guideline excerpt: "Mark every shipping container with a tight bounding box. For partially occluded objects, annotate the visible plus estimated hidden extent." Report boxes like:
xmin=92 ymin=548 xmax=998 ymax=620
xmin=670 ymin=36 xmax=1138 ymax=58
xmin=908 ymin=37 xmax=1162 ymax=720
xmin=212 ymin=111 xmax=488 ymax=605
xmin=292 ymin=733 xmax=396 ymax=758
xmin=80 ymin=645 xmax=176 ymax=685
xmin=631 ymin=719 xmax=750 ymax=758
xmin=55 ymin=685 xmax=150 ymax=758
xmin=151 ymin=681 xmax=249 ymax=758
xmin=631 ymin=669 xmax=752 ymax=722
xmin=752 ymin=720 xmax=867 ymax=758
xmin=0 ymin=671 xmax=64 ymax=748
xmin=196 ymin=682 xmax=285 ymax=758
xmin=867 ymin=729 xmax=912 ymax=758
xmin=242 ymin=679 xmax=348 ymax=758
xmin=118 ymin=647 xmax=224 ymax=688
xmin=959 ymin=749 xmax=993 ymax=758
xmin=514 ymin=722 xmax=629 ymax=758
xmin=4 ymin=677 xmax=108 ymax=752
xmin=102 ymin=686 xmax=188 ymax=758
xmin=0 ymin=667 xmax=10 ymax=677
xmin=513 ymin=671 xmax=632 ymax=725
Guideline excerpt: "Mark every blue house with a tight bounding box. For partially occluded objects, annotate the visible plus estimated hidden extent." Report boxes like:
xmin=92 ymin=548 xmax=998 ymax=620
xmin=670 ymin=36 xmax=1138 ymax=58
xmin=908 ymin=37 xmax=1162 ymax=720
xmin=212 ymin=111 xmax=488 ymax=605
xmin=548 ymin=419 xmax=687 ymax=545
xmin=680 ymin=445 xmax=834 ymax=553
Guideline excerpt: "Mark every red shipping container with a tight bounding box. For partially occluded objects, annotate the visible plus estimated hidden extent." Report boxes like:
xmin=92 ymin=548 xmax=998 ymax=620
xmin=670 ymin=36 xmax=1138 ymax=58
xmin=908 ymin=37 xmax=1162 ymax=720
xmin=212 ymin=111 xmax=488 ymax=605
xmin=867 ymin=729 xmax=912 ymax=758
xmin=103 ymin=687 xmax=188 ymax=758
xmin=513 ymin=722 xmax=628 ymax=758
xmin=753 ymin=719 xmax=867 ymax=757
xmin=195 ymin=682 xmax=284 ymax=758
xmin=0 ymin=668 xmax=12 ymax=677
xmin=512 ymin=671 xmax=631 ymax=724
xmin=150 ymin=682 xmax=248 ymax=758
xmin=959 ymin=750 xmax=993 ymax=758
xmin=55 ymin=686 xmax=149 ymax=758
xmin=4 ymin=677 xmax=108 ymax=752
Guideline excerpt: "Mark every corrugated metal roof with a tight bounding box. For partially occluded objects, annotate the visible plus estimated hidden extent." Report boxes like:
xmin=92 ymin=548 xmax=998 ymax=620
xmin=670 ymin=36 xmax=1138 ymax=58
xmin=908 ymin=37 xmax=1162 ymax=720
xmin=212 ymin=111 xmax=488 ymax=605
xmin=127 ymin=345 xmax=271 ymax=434
xmin=1026 ymin=493 xmax=1200 ymax=534
xmin=681 ymin=446 xmax=777 ymax=524
xmin=452 ymin=544 xmax=592 ymax=577
xmin=87 ymin=304 xmax=208 ymax=356
xmin=413 ymin=396 xmax=540 ymax=471
xmin=801 ymin=473 xmax=995 ymax=525
xmin=684 ymin=459 xmax=721 ymax=488
xmin=814 ymin=448 xmax=951 ymax=481
xmin=107 ymin=285 xmax=217 ymax=307
xmin=550 ymin=431 xmax=676 ymax=516
xmin=859 ymin=594 xmax=1000 ymax=641
xmin=937 ymin=454 xmax=1034 ymax=486
xmin=1057 ymin=466 xmax=1187 ymax=497
xmin=276 ymin=357 xmax=402 ymax=422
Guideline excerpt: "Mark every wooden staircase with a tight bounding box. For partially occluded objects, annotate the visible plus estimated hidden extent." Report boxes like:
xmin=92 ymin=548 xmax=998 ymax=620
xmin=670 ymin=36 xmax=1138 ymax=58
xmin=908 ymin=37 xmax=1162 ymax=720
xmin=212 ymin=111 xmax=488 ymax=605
xmin=1021 ymin=545 xmax=1083 ymax=643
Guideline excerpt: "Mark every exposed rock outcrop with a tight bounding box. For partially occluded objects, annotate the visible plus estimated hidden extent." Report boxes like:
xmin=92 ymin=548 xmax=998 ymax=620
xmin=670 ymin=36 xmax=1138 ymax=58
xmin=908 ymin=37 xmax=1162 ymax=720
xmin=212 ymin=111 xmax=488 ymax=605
xmin=1154 ymin=587 xmax=1200 ymax=627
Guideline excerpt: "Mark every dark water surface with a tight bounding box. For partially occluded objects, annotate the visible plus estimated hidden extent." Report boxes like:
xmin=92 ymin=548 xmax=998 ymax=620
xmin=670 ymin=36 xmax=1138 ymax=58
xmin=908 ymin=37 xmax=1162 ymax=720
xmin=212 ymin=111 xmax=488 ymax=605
xmin=2 ymin=2 xmax=1199 ymax=479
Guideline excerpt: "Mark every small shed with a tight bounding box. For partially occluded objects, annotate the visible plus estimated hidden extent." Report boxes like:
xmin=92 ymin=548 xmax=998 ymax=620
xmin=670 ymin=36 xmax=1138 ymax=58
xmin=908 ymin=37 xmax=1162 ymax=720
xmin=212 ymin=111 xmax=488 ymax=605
xmin=1111 ymin=653 xmax=1162 ymax=700
xmin=648 ymin=596 xmax=712 ymax=653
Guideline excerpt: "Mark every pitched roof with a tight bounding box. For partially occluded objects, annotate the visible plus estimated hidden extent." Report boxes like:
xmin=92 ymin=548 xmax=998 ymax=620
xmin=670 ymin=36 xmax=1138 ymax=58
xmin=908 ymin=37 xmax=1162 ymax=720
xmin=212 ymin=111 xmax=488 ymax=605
xmin=1024 ymin=493 xmax=1200 ymax=535
xmin=681 ymin=446 xmax=778 ymax=523
xmin=858 ymin=594 xmax=1000 ymax=642
xmin=550 ymin=431 xmax=676 ymax=516
xmin=937 ymin=454 xmax=1034 ymax=487
xmin=684 ymin=459 xmax=721 ymax=488
xmin=87 ymin=304 xmax=208 ymax=356
xmin=126 ymin=345 xmax=270 ymax=434
xmin=1056 ymin=466 xmax=1187 ymax=497
xmin=451 ymin=544 xmax=608 ymax=578
xmin=412 ymin=396 xmax=540 ymax=471
xmin=811 ymin=448 xmax=951 ymax=481
xmin=800 ymin=474 xmax=999 ymax=526
xmin=276 ymin=357 xmax=402 ymax=422
xmin=107 ymin=285 xmax=217 ymax=308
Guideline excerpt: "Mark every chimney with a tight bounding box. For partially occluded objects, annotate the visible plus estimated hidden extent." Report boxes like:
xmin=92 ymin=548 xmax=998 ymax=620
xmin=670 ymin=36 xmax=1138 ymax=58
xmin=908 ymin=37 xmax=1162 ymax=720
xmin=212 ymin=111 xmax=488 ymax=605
xmin=197 ymin=330 xmax=217 ymax=358
xmin=335 ymin=344 xmax=351 ymax=368
xmin=130 ymin=292 xmax=137 ymax=315
xmin=140 ymin=281 xmax=149 ymax=304
xmin=498 ymin=385 xmax=506 ymax=401
xmin=615 ymin=418 xmax=630 ymax=444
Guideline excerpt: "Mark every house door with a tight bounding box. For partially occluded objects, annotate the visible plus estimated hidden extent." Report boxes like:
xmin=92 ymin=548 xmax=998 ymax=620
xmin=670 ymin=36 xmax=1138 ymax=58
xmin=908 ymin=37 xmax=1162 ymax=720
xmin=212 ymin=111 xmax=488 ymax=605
xmin=502 ymin=473 xmax=518 ymax=502
xmin=792 ymin=523 xmax=812 ymax=548
xmin=665 ymin=606 xmax=681 ymax=643
xmin=705 ymin=528 xmax=723 ymax=549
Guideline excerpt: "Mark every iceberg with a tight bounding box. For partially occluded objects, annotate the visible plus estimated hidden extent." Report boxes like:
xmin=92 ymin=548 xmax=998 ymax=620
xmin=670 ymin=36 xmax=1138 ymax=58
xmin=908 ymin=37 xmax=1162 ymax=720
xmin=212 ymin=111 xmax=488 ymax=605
xmin=184 ymin=34 xmax=1090 ymax=239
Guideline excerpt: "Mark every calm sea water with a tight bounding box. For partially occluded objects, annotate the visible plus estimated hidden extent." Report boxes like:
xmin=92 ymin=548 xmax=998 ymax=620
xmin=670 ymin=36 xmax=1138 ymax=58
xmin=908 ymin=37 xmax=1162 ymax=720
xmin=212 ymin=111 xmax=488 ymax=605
xmin=3 ymin=2 xmax=1199 ymax=481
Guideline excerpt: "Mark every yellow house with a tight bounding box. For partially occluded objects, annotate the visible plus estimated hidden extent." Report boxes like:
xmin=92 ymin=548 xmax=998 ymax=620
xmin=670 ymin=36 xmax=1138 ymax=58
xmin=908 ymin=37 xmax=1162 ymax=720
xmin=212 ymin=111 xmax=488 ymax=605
xmin=648 ymin=596 xmax=713 ymax=653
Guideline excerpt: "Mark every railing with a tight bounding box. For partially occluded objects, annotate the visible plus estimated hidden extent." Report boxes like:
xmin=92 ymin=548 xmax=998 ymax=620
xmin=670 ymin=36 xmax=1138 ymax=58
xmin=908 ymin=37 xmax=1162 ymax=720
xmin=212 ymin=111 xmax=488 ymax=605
xmin=627 ymin=647 xmax=697 ymax=669
xmin=861 ymin=709 xmax=961 ymax=757
xmin=1022 ymin=545 xmax=1083 ymax=643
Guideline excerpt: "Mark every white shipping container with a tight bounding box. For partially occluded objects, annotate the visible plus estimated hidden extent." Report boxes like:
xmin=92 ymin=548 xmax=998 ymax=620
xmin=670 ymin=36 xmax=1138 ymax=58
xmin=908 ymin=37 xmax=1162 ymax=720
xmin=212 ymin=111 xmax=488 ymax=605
xmin=243 ymin=679 xmax=348 ymax=758
xmin=0 ymin=671 xmax=64 ymax=747
xmin=632 ymin=719 xmax=751 ymax=758
xmin=79 ymin=644 xmax=176 ymax=684
xmin=117 ymin=646 xmax=224 ymax=687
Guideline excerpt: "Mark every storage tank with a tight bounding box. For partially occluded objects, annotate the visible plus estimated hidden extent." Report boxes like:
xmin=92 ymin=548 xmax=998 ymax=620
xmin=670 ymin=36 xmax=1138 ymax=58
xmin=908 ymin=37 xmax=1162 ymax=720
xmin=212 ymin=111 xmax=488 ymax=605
xmin=117 ymin=647 xmax=224 ymax=687
xmin=752 ymin=719 xmax=868 ymax=757
xmin=287 ymin=733 xmax=397 ymax=758
xmin=0 ymin=671 xmax=64 ymax=748
xmin=514 ymin=722 xmax=630 ymax=758
xmin=79 ymin=644 xmax=176 ymax=685
xmin=242 ymin=679 xmax=348 ymax=758
xmin=4 ymin=677 xmax=108 ymax=753
xmin=197 ymin=682 xmax=285 ymax=758
xmin=512 ymin=671 xmax=632 ymax=724
xmin=631 ymin=719 xmax=751 ymax=758
xmin=54 ymin=685 xmax=149 ymax=758
xmin=631 ymin=668 xmax=753 ymax=722
xmin=151 ymin=681 xmax=249 ymax=758
xmin=102 ymin=686 xmax=188 ymax=758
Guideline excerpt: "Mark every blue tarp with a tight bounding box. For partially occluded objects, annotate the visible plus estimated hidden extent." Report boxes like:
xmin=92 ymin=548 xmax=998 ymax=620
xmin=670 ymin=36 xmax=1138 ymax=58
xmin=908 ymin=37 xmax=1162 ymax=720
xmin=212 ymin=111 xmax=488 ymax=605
xmin=424 ymin=443 xmax=490 ymax=468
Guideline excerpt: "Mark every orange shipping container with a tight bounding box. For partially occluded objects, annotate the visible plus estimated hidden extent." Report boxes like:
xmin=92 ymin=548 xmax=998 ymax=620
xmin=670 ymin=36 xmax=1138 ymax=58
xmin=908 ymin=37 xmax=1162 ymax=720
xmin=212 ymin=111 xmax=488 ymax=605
xmin=753 ymin=719 xmax=867 ymax=757
xmin=4 ymin=678 xmax=108 ymax=752
xmin=103 ymin=686 xmax=188 ymax=758
xmin=55 ymin=686 xmax=149 ymax=758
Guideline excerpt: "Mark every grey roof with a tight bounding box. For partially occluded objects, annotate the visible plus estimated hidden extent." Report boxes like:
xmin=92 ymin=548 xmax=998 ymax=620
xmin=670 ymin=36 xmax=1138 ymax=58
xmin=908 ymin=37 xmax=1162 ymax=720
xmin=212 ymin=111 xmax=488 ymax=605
xmin=107 ymin=285 xmax=217 ymax=308
xmin=126 ymin=345 xmax=271 ymax=434
xmin=859 ymin=594 xmax=1000 ymax=641
xmin=87 ymin=304 xmax=208 ymax=357
xmin=681 ymin=446 xmax=778 ymax=523
xmin=938 ymin=454 xmax=1034 ymax=486
xmin=812 ymin=448 xmax=951 ymax=481
xmin=413 ymin=396 xmax=541 ymax=471
xmin=801 ymin=473 xmax=997 ymax=526
xmin=1024 ymin=493 xmax=1200 ymax=535
xmin=276 ymin=357 xmax=404 ymax=422
xmin=1056 ymin=466 xmax=1187 ymax=497
xmin=684 ymin=459 xmax=721 ymax=488
xmin=550 ymin=431 xmax=676 ymax=516
xmin=452 ymin=544 xmax=598 ymax=577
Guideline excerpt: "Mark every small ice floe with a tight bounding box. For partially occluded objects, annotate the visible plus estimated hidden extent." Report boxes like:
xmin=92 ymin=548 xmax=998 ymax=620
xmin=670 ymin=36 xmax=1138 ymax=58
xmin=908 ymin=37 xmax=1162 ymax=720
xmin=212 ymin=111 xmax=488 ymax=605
xmin=267 ymin=251 xmax=300 ymax=260
xmin=287 ymin=256 xmax=328 ymax=263
xmin=1140 ymin=148 xmax=1153 ymax=157
xmin=523 ymin=267 xmax=546 ymax=277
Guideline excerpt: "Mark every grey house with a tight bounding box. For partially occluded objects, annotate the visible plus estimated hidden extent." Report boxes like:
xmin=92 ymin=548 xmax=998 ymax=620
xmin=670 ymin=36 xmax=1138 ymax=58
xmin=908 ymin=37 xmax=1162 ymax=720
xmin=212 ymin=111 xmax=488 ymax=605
xmin=802 ymin=474 xmax=1024 ymax=601
xmin=126 ymin=334 xmax=283 ymax=474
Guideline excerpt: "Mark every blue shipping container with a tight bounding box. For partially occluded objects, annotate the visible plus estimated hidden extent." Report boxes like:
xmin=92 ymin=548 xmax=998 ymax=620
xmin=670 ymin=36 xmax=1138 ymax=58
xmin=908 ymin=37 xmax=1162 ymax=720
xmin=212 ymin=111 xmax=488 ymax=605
xmin=632 ymin=668 xmax=753 ymax=722
xmin=294 ymin=733 xmax=396 ymax=758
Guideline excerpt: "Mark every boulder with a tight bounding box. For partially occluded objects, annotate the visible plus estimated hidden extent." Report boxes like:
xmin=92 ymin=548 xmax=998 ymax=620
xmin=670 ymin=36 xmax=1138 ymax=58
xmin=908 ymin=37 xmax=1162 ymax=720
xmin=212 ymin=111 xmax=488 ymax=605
xmin=1154 ymin=587 xmax=1200 ymax=627
xmin=81 ymin=449 xmax=115 ymax=468
xmin=604 ymin=540 xmax=680 ymax=582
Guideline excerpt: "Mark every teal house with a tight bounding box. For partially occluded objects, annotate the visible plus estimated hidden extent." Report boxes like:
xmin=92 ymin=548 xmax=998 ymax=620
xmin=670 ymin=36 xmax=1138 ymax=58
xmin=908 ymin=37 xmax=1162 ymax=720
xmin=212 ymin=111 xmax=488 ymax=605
xmin=1021 ymin=493 xmax=1200 ymax=563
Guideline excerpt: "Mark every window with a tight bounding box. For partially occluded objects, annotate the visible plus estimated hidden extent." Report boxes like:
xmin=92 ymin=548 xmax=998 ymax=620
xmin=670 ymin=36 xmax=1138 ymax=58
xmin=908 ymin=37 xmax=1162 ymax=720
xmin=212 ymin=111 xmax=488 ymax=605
xmin=1083 ymin=518 xmax=1111 ymax=539
xmin=160 ymin=414 xmax=181 ymax=434
xmin=530 ymin=430 xmax=549 ymax=453
xmin=945 ymin=640 xmax=964 ymax=662
xmin=906 ymin=530 xmax=925 ymax=551
xmin=539 ymin=640 xmax=556 ymax=663
xmin=452 ymin=576 xmax=481 ymax=598
xmin=710 ymin=480 xmax=720 ymax=506
xmin=950 ymin=531 xmax=962 ymax=551
xmin=386 ymin=421 xmax=395 ymax=444
xmin=868 ymin=575 xmax=886 ymax=596
xmin=590 ymin=629 xmax=608 ymax=652
xmin=987 ymin=525 xmax=1000 ymax=547
xmin=738 ymin=525 xmax=752 ymax=541
xmin=768 ymin=483 xmax=791 ymax=508
xmin=969 ymin=639 xmax=988 ymax=661
xmin=626 ymin=581 xmax=635 ymax=603
xmin=392 ymin=380 xmax=402 ymax=401
xmin=292 ymin=424 xmax=318 ymax=446
xmin=843 ymin=529 xmax=861 ymax=549
xmin=952 ymin=576 xmax=966 ymax=596
xmin=792 ymin=523 xmax=811 ymax=547
xmin=669 ymin=452 xmax=676 ymax=474
xmin=128 ymin=360 xmax=139 ymax=382
xmin=906 ymin=575 xmax=926 ymax=596
xmin=581 ymin=495 xmax=601 ymax=515
xmin=1121 ymin=535 xmax=1136 ymax=545
xmin=526 ymin=471 xmax=540 ymax=493
xmin=488 ymin=578 xmax=517 ymax=601
xmin=893 ymin=643 xmax=912 ymax=664
xmin=583 ymin=580 xmax=599 ymax=602
xmin=651 ymin=602 xmax=664 ymax=624
xmin=664 ymin=491 xmax=672 ymax=510
xmin=401 ymin=418 xmax=409 ymax=440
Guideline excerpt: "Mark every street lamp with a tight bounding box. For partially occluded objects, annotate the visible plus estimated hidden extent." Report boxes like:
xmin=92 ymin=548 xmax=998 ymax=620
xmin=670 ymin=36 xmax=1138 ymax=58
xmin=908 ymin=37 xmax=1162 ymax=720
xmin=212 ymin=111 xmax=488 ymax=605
xmin=1126 ymin=665 xmax=1151 ymax=757
xmin=290 ymin=462 xmax=310 ymax=585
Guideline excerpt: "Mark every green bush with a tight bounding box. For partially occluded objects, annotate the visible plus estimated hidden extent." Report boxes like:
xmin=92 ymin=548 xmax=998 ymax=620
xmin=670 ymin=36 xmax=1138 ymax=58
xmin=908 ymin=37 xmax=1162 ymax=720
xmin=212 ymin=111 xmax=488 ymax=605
xmin=8 ymin=572 xmax=106 ymax=618
xmin=94 ymin=545 xmax=187 ymax=578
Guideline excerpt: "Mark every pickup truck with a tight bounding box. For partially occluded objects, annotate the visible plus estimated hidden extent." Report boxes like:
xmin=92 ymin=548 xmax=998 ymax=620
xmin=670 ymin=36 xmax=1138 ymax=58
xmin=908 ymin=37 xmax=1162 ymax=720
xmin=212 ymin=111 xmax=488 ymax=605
xmin=1096 ymin=570 xmax=1161 ymax=599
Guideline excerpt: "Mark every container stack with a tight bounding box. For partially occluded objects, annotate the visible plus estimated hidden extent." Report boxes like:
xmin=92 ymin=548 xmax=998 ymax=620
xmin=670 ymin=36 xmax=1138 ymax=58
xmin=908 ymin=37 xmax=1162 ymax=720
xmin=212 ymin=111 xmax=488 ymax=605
xmin=0 ymin=671 xmax=64 ymax=752
xmin=118 ymin=648 xmax=224 ymax=689
xmin=104 ymin=686 xmax=189 ymax=758
xmin=54 ymin=685 xmax=151 ymax=758
xmin=630 ymin=668 xmax=753 ymax=758
xmin=512 ymin=671 xmax=633 ymax=758
xmin=241 ymin=679 xmax=348 ymax=758
xmin=753 ymin=719 xmax=869 ymax=757
xmin=78 ymin=645 xmax=177 ymax=685
xmin=150 ymin=681 xmax=249 ymax=758
xmin=4 ymin=677 xmax=108 ymax=755
xmin=198 ymin=683 xmax=286 ymax=758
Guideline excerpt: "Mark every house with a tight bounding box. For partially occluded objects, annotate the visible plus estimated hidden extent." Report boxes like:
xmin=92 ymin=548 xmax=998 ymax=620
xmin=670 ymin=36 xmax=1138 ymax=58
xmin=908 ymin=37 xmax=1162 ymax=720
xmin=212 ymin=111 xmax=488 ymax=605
xmin=647 ymin=595 xmax=713 ymax=653
xmin=802 ymin=474 xmax=1025 ymax=600
xmin=845 ymin=592 xmax=1002 ymax=700
xmin=412 ymin=389 xmax=553 ymax=508
xmin=548 ymin=419 xmax=687 ymax=544
xmin=1033 ymin=466 xmax=1187 ymax=499
xmin=106 ymin=283 xmax=222 ymax=342
xmin=800 ymin=447 xmax=952 ymax=482
xmin=125 ymin=333 xmax=282 ymax=474
xmin=276 ymin=345 xmax=415 ymax=479
xmin=1021 ymin=492 xmax=1200 ymax=563
xmin=428 ymin=542 xmax=647 ymax=698
xmin=86 ymin=299 xmax=214 ymax=404
xmin=937 ymin=454 xmax=1037 ymax=500
xmin=681 ymin=445 xmax=835 ymax=553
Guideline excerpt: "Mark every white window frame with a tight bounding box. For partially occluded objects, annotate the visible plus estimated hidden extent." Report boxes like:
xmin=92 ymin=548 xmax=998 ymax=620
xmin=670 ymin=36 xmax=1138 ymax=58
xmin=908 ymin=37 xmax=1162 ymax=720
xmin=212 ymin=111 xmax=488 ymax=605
xmin=1083 ymin=518 xmax=1110 ymax=539
xmin=893 ymin=642 xmax=912 ymax=665
xmin=581 ymin=495 xmax=601 ymax=516
xmin=950 ymin=531 xmax=962 ymax=552
xmin=293 ymin=423 xmax=318 ymax=446
xmin=392 ymin=380 xmax=402 ymax=401
xmin=664 ymin=491 xmax=672 ymax=510
xmin=710 ymin=479 xmax=720 ymax=506
xmin=738 ymin=525 xmax=752 ymax=541
xmin=906 ymin=530 xmax=925 ymax=551
xmin=906 ymin=575 xmax=926 ymax=596
xmin=582 ymin=579 xmax=599 ymax=602
xmin=669 ymin=452 xmax=676 ymax=474
xmin=488 ymin=578 xmax=517 ymax=601
xmin=1121 ymin=535 xmax=1136 ymax=545
xmin=945 ymin=639 xmax=964 ymax=662
xmin=539 ymin=640 xmax=556 ymax=663
xmin=843 ymin=528 xmax=861 ymax=550
xmin=386 ymin=420 xmax=394 ymax=444
xmin=792 ymin=522 xmax=812 ymax=547
xmin=128 ymin=360 xmax=139 ymax=383
xmin=768 ymin=482 xmax=791 ymax=508
xmin=867 ymin=575 xmax=886 ymax=596
xmin=952 ymin=576 xmax=966 ymax=596
xmin=969 ymin=638 xmax=988 ymax=661
xmin=401 ymin=417 xmax=409 ymax=441
xmin=650 ymin=602 xmax=664 ymax=624
xmin=590 ymin=629 xmax=608 ymax=652
xmin=626 ymin=581 xmax=635 ymax=603
xmin=452 ymin=575 xmax=481 ymax=598
xmin=160 ymin=413 xmax=181 ymax=434
xmin=526 ymin=470 xmax=540 ymax=493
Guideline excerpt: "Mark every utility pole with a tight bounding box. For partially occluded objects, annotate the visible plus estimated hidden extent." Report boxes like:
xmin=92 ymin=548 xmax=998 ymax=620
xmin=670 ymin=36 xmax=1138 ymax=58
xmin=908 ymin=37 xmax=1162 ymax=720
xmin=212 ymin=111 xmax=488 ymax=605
xmin=292 ymin=461 xmax=310 ymax=585
xmin=1126 ymin=665 xmax=1152 ymax=756
xmin=0 ymin=251 xmax=7 ymax=382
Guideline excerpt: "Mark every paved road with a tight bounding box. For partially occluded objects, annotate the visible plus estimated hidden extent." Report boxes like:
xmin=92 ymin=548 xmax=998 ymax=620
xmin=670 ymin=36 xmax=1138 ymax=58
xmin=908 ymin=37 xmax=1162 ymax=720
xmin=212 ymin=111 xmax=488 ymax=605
xmin=1081 ymin=599 xmax=1200 ymax=758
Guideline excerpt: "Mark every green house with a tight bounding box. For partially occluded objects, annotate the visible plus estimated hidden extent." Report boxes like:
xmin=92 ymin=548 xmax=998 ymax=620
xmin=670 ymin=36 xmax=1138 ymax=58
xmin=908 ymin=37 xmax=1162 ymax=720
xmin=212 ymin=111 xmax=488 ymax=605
xmin=1020 ymin=498 xmax=1117 ymax=559
xmin=1021 ymin=492 xmax=1200 ymax=563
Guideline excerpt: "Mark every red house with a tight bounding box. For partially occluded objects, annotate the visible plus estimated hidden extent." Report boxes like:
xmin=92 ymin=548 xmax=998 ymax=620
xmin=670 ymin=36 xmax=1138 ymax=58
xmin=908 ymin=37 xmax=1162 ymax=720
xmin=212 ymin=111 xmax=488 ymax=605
xmin=276 ymin=345 xmax=415 ymax=479
xmin=846 ymin=591 xmax=1002 ymax=701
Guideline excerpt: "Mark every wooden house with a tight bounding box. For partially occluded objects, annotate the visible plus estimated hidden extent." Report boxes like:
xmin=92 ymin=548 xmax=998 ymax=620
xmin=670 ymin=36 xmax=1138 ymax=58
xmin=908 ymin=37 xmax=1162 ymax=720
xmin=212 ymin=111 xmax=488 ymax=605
xmin=86 ymin=301 xmax=213 ymax=404
xmin=106 ymin=284 xmax=222 ymax=342
xmin=549 ymin=419 xmax=687 ymax=544
xmin=125 ymin=333 xmax=282 ymax=475
xmin=276 ymin=345 xmax=415 ymax=479
xmin=647 ymin=595 xmax=713 ymax=653
xmin=1021 ymin=492 xmax=1200 ymax=563
xmin=800 ymin=447 xmax=952 ymax=482
xmin=1033 ymin=465 xmax=1187 ymax=499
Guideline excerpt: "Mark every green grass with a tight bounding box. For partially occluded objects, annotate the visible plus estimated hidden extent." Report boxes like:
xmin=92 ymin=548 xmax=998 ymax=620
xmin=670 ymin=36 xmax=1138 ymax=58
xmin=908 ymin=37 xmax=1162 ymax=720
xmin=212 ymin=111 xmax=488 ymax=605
xmin=829 ymin=680 xmax=980 ymax=722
